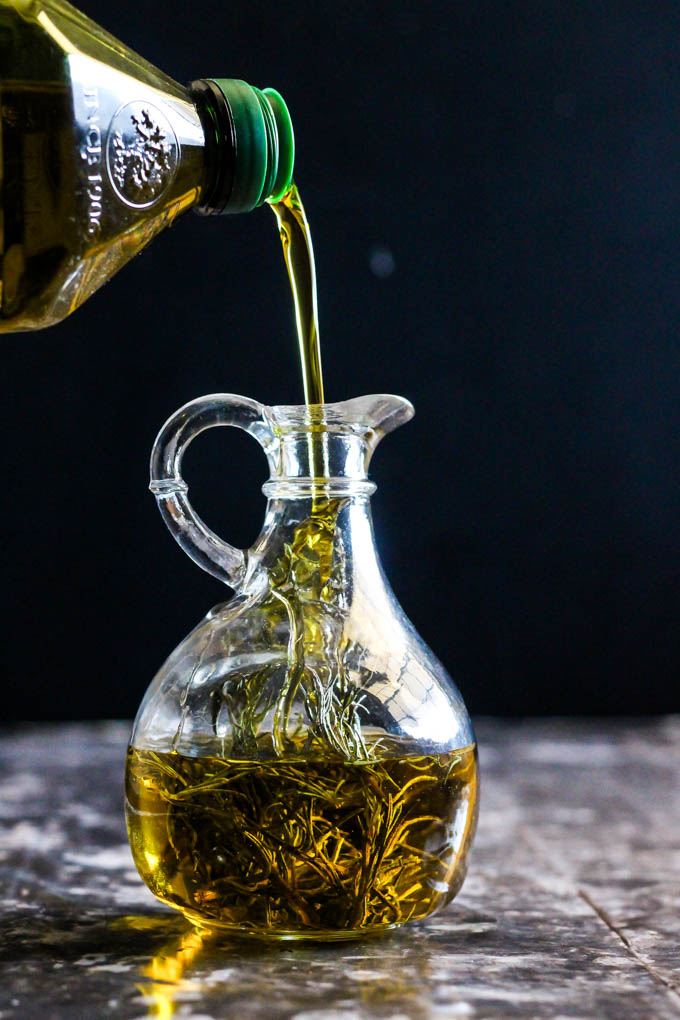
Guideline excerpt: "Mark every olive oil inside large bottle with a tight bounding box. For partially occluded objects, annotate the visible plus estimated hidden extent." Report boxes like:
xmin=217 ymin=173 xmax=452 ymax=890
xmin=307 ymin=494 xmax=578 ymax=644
xmin=0 ymin=0 xmax=207 ymax=330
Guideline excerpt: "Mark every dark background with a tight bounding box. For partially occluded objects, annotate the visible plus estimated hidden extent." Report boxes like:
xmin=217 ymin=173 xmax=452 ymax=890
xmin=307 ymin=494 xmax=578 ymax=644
xmin=4 ymin=1 xmax=680 ymax=720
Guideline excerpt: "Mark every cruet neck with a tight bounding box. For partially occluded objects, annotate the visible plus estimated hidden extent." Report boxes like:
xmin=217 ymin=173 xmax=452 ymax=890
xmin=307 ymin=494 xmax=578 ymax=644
xmin=261 ymin=394 xmax=414 ymax=498
xmin=148 ymin=392 xmax=414 ymax=589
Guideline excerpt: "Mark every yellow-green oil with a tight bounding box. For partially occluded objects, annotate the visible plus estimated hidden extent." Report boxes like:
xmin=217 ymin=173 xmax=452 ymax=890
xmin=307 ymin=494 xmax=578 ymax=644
xmin=125 ymin=739 xmax=478 ymax=940
xmin=269 ymin=182 xmax=324 ymax=404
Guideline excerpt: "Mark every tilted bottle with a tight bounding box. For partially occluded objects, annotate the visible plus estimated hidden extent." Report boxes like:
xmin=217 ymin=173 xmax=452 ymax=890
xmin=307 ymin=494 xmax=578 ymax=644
xmin=0 ymin=0 xmax=294 ymax=331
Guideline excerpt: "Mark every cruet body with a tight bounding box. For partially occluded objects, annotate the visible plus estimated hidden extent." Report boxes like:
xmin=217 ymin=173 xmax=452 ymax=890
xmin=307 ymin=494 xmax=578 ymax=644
xmin=126 ymin=393 xmax=478 ymax=940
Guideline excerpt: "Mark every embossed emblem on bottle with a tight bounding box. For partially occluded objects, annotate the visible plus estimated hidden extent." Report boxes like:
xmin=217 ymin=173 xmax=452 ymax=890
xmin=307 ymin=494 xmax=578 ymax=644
xmin=106 ymin=102 xmax=179 ymax=208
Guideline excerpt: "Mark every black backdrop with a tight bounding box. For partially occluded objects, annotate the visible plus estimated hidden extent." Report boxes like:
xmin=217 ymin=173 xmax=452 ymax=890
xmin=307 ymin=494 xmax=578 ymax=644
xmin=4 ymin=0 xmax=680 ymax=720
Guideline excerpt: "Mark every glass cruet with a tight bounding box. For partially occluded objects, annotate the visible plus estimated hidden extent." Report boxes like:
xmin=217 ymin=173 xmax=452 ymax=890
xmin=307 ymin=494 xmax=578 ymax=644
xmin=125 ymin=391 xmax=478 ymax=941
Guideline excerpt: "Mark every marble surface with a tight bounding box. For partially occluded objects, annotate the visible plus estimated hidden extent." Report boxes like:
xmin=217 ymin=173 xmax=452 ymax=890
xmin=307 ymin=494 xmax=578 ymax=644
xmin=1 ymin=718 xmax=678 ymax=1019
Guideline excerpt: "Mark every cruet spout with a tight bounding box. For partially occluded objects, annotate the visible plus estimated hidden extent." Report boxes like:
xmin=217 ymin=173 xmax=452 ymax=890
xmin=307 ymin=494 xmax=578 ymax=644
xmin=266 ymin=393 xmax=414 ymax=449
xmin=344 ymin=392 xmax=415 ymax=446
xmin=261 ymin=393 xmax=415 ymax=485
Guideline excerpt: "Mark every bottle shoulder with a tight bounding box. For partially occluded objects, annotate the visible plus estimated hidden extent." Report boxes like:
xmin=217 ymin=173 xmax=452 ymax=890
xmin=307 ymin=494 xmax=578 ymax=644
xmin=132 ymin=582 xmax=474 ymax=759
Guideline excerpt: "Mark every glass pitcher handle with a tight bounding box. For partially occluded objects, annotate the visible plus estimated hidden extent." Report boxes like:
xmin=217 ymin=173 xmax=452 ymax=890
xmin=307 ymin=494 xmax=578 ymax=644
xmin=149 ymin=394 xmax=274 ymax=588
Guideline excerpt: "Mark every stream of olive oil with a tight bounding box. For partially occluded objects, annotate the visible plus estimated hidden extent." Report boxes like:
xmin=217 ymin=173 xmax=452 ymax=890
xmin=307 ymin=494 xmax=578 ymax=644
xmin=269 ymin=182 xmax=324 ymax=405
xmin=126 ymin=739 xmax=478 ymax=938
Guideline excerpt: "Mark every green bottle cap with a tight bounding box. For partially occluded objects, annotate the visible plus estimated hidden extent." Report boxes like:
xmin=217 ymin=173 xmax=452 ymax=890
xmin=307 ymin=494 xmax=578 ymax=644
xmin=262 ymin=88 xmax=295 ymax=203
xmin=208 ymin=79 xmax=295 ymax=213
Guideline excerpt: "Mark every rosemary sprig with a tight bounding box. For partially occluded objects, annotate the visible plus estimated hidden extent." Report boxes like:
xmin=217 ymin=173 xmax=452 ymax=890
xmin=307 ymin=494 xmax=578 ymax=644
xmin=126 ymin=742 xmax=478 ymax=935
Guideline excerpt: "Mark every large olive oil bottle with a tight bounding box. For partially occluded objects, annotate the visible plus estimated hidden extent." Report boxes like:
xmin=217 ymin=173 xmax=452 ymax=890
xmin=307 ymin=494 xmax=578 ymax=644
xmin=0 ymin=0 xmax=294 ymax=331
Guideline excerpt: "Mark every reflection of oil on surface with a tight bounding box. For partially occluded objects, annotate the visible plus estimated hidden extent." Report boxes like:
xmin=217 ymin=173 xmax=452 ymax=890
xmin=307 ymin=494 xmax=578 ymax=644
xmin=135 ymin=919 xmax=208 ymax=1020
xmin=113 ymin=911 xmax=452 ymax=1019
xmin=0 ymin=905 xmax=492 ymax=1018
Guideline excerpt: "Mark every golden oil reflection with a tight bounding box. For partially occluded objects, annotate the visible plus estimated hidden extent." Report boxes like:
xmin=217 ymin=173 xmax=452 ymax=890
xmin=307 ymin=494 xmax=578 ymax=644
xmin=111 ymin=914 xmax=214 ymax=1019
xmin=109 ymin=910 xmax=472 ymax=1020
xmin=142 ymin=927 xmax=206 ymax=1018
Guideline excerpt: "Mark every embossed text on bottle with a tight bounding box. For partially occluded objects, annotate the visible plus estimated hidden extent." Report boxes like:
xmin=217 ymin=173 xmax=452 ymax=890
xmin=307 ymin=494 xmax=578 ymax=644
xmin=82 ymin=87 xmax=103 ymax=237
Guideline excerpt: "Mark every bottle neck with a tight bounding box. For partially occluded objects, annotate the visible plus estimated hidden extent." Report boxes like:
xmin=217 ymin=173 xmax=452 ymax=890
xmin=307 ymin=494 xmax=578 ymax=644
xmin=246 ymin=491 xmax=386 ymax=600
xmin=255 ymin=427 xmax=378 ymax=568
xmin=263 ymin=478 xmax=376 ymax=499
xmin=190 ymin=78 xmax=294 ymax=215
xmin=247 ymin=429 xmax=380 ymax=587
xmin=190 ymin=79 xmax=236 ymax=215
xmin=263 ymin=430 xmax=375 ymax=491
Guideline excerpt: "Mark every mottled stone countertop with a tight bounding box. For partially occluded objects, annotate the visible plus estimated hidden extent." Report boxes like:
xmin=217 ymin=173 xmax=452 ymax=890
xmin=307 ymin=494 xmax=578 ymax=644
xmin=1 ymin=718 xmax=678 ymax=1019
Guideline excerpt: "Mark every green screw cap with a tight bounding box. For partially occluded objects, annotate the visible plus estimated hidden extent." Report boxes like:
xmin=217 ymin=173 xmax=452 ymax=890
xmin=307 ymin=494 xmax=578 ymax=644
xmin=208 ymin=79 xmax=295 ymax=213
xmin=262 ymin=88 xmax=295 ymax=203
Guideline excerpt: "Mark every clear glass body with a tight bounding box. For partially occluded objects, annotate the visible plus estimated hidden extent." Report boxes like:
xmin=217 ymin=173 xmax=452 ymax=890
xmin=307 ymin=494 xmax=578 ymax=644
xmin=126 ymin=393 xmax=478 ymax=940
